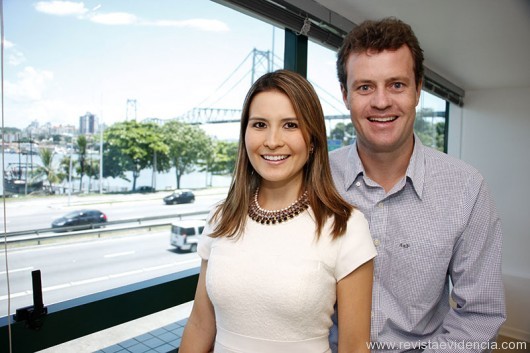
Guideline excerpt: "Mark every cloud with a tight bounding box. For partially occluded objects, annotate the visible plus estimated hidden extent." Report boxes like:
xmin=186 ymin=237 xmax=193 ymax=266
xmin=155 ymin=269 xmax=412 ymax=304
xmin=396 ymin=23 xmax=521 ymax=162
xmin=5 ymin=67 xmax=54 ymax=101
xmin=34 ymin=1 xmax=88 ymax=16
xmin=33 ymin=1 xmax=229 ymax=31
xmin=3 ymin=39 xmax=25 ymax=66
xmin=89 ymin=12 xmax=138 ymax=25
xmin=151 ymin=19 xmax=229 ymax=32
xmin=8 ymin=50 xmax=26 ymax=66
xmin=3 ymin=39 xmax=14 ymax=48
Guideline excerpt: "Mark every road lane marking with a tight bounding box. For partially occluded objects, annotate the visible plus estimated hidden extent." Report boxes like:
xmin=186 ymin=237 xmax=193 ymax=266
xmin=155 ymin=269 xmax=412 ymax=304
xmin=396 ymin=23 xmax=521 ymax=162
xmin=0 ymin=291 xmax=32 ymax=301
xmin=104 ymin=251 xmax=135 ymax=258
xmin=71 ymin=276 xmax=109 ymax=285
xmin=109 ymin=269 xmax=143 ymax=278
xmin=0 ymin=266 xmax=34 ymax=275
xmin=43 ymin=283 xmax=70 ymax=292
xmin=0 ymin=258 xmax=201 ymax=302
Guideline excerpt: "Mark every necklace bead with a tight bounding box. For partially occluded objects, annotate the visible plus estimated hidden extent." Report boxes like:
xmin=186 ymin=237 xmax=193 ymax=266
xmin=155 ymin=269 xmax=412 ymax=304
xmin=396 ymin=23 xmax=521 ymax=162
xmin=248 ymin=188 xmax=309 ymax=225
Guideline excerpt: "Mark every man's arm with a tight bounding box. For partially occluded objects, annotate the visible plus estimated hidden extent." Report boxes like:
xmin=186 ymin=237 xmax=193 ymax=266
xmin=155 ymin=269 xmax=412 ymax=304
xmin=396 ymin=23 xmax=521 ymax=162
xmin=424 ymin=176 xmax=506 ymax=353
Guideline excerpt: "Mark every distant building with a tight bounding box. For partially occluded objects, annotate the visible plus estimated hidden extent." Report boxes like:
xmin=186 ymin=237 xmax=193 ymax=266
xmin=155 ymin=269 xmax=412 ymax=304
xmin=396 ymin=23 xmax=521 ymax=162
xmin=79 ymin=112 xmax=96 ymax=134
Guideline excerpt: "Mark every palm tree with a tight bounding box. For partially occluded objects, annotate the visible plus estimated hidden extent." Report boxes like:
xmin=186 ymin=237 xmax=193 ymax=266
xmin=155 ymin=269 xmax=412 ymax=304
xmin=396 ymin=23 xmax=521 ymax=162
xmin=36 ymin=147 xmax=59 ymax=193
xmin=76 ymin=135 xmax=88 ymax=191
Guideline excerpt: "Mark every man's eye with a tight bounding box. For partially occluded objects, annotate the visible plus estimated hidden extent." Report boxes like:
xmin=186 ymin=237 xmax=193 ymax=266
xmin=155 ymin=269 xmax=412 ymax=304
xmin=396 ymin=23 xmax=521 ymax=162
xmin=393 ymin=82 xmax=404 ymax=89
xmin=359 ymin=85 xmax=370 ymax=91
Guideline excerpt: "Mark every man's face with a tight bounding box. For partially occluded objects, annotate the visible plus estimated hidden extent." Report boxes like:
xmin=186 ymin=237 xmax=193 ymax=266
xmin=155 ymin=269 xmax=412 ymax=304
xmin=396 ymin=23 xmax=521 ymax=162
xmin=342 ymin=45 xmax=421 ymax=156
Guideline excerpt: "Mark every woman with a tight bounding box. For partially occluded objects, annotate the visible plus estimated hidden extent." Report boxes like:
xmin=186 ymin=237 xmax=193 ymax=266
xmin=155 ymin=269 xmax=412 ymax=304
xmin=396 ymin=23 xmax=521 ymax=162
xmin=180 ymin=70 xmax=376 ymax=353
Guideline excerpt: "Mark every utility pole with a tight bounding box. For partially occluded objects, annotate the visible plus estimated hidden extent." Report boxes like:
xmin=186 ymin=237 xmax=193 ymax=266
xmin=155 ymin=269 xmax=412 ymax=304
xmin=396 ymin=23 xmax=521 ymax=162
xmin=99 ymin=121 xmax=103 ymax=194
xmin=68 ymin=150 xmax=73 ymax=206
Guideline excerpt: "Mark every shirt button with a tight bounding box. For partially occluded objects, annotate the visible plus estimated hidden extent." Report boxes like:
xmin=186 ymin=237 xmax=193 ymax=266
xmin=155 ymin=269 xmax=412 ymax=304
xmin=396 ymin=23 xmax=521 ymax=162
xmin=377 ymin=202 xmax=384 ymax=208
xmin=374 ymin=239 xmax=380 ymax=246
xmin=355 ymin=181 xmax=361 ymax=187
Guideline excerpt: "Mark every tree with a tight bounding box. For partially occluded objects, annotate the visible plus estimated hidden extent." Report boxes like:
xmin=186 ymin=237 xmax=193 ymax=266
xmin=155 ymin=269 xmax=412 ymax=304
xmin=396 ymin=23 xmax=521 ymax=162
xmin=35 ymin=147 xmax=59 ymax=193
xmin=2 ymin=127 xmax=21 ymax=134
xmin=85 ymin=158 xmax=100 ymax=193
xmin=103 ymin=121 xmax=169 ymax=191
xmin=414 ymin=108 xmax=445 ymax=150
xmin=76 ymin=135 xmax=88 ymax=191
xmin=57 ymin=155 xmax=73 ymax=193
xmin=197 ymin=139 xmax=228 ymax=187
xmin=330 ymin=122 xmax=355 ymax=146
xmin=207 ymin=140 xmax=238 ymax=176
xmin=163 ymin=120 xmax=213 ymax=189
xmin=102 ymin=140 xmax=132 ymax=181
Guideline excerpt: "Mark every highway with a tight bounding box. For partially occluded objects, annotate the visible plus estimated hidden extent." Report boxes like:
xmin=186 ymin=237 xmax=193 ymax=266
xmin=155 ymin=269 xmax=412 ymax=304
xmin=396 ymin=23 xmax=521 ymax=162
xmin=0 ymin=190 xmax=224 ymax=232
xmin=0 ymin=189 xmax=227 ymax=317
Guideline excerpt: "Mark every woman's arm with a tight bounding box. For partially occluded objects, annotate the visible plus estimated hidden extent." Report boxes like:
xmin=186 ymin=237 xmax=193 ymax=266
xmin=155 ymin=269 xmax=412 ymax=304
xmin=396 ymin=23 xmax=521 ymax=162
xmin=179 ymin=260 xmax=216 ymax=353
xmin=337 ymin=259 xmax=374 ymax=353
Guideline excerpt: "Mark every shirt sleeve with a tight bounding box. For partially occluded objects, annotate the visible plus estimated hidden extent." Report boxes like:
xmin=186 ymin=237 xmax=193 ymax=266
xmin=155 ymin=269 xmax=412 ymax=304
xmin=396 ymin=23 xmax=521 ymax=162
xmin=335 ymin=209 xmax=377 ymax=282
xmin=424 ymin=175 xmax=506 ymax=352
xmin=197 ymin=210 xmax=217 ymax=260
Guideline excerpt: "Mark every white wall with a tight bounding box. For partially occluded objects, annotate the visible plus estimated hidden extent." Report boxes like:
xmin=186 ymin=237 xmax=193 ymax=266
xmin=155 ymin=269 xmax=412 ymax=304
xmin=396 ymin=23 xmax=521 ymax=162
xmin=448 ymin=87 xmax=530 ymax=341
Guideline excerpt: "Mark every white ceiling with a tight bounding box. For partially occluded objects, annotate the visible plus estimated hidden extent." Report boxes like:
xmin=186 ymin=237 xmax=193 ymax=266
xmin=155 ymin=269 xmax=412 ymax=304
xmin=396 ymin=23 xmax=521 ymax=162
xmin=314 ymin=0 xmax=530 ymax=92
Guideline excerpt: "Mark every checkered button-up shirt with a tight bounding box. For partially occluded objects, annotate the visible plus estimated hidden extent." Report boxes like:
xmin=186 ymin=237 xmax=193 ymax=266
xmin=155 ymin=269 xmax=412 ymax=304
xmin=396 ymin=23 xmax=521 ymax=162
xmin=329 ymin=136 xmax=506 ymax=352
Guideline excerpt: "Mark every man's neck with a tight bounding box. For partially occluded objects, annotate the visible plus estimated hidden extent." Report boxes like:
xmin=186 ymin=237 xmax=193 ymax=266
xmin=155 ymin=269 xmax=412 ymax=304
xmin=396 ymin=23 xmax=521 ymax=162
xmin=357 ymin=139 xmax=414 ymax=193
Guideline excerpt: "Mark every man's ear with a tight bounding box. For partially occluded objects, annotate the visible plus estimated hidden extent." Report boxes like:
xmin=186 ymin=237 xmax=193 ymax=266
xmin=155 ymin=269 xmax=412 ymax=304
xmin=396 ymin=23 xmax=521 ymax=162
xmin=415 ymin=79 xmax=423 ymax=106
xmin=341 ymin=84 xmax=350 ymax=110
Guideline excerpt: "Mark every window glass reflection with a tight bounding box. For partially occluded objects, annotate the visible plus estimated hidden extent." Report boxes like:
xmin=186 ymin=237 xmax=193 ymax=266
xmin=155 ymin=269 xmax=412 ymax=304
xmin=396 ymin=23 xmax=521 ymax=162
xmin=1 ymin=0 xmax=283 ymax=317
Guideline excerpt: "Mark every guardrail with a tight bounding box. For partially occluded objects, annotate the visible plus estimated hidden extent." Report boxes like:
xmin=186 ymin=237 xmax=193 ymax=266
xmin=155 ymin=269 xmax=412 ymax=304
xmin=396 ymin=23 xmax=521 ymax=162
xmin=2 ymin=210 xmax=209 ymax=245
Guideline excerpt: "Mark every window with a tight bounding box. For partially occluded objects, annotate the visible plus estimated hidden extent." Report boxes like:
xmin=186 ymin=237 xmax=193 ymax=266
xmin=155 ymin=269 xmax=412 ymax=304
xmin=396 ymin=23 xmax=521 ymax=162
xmin=307 ymin=41 xmax=351 ymax=150
xmin=416 ymin=91 xmax=448 ymax=152
xmin=1 ymin=0 xmax=283 ymax=319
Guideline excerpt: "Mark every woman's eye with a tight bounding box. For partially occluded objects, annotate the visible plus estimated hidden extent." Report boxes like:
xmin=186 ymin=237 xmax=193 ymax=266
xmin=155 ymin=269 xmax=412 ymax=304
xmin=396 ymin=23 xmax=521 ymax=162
xmin=252 ymin=121 xmax=266 ymax=128
xmin=284 ymin=122 xmax=298 ymax=129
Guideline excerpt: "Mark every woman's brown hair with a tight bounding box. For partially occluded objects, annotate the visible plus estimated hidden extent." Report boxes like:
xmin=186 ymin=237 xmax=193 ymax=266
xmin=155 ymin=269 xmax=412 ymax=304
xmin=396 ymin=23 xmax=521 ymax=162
xmin=209 ymin=69 xmax=352 ymax=239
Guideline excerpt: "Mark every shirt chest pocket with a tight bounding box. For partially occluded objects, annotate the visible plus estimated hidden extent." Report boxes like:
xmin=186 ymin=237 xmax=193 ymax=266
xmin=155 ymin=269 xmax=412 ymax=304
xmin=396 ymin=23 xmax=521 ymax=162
xmin=389 ymin=240 xmax=453 ymax=306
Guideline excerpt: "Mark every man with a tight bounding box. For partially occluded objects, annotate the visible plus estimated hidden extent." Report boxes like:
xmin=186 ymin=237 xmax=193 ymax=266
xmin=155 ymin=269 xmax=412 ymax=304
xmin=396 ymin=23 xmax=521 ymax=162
xmin=329 ymin=18 xmax=506 ymax=352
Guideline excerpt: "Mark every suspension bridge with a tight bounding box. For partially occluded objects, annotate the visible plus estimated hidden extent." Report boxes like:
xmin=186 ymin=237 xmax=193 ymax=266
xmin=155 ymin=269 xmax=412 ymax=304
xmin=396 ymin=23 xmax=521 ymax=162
xmin=138 ymin=48 xmax=349 ymax=126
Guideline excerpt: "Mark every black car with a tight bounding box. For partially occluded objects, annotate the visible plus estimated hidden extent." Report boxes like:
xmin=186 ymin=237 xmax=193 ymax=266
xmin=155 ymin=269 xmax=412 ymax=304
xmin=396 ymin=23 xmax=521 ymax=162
xmin=163 ymin=190 xmax=195 ymax=205
xmin=51 ymin=209 xmax=108 ymax=232
xmin=134 ymin=186 xmax=156 ymax=193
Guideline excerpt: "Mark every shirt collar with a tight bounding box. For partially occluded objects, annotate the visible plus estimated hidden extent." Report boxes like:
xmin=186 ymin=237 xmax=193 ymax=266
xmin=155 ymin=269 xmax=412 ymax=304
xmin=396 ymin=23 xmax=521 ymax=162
xmin=345 ymin=134 xmax=426 ymax=199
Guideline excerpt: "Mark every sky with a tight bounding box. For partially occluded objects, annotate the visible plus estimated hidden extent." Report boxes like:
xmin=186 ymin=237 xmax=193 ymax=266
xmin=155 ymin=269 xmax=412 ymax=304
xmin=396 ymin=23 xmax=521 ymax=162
xmin=3 ymin=0 xmax=339 ymax=135
xmin=3 ymin=0 xmax=445 ymax=140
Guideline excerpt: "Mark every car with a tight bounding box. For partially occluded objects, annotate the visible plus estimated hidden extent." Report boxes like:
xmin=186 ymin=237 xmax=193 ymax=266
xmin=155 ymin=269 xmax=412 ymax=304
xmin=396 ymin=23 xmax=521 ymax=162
xmin=51 ymin=209 xmax=108 ymax=232
xmin=163 ymin=189 xmax=195 ymax=205
xmin=170 ymin=219 xmax=206 ymax=252
xmin=134 ymin=186 xmax=156 ymax=193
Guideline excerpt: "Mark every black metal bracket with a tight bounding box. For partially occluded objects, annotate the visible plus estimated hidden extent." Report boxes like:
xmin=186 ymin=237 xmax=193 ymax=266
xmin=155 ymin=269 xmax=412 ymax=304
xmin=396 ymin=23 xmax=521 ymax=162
xmin=13 ymin=270 xmax=48 ymax=330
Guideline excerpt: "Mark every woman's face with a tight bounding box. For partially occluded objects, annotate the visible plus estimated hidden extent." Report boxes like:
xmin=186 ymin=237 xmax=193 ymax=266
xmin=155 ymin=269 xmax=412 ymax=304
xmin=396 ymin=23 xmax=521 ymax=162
xmin=245 ymin=90 xmax=308 ymax=190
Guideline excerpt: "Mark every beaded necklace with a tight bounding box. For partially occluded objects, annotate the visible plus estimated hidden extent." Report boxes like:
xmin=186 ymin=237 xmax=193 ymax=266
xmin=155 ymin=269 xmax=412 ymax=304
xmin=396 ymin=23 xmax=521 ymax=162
xmin=248 ymin=187 xmax=309 ymax=225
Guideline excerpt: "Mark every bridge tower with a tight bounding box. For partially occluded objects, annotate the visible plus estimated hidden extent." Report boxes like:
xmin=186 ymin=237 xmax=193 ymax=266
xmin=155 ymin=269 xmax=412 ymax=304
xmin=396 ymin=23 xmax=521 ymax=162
xmin=126 ymin=99 xmax=137 ymax=121
xmin=251 ymin=48 xmax=272 ymax=85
